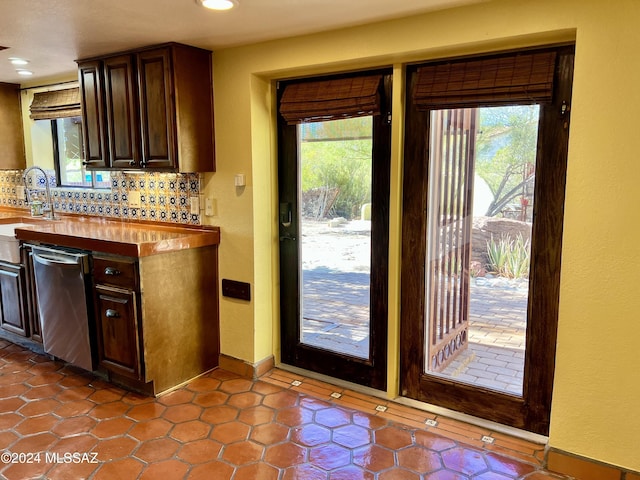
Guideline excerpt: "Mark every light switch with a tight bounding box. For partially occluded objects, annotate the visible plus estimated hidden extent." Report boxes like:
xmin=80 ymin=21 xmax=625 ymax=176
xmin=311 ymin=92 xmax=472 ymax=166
xmin=205 ymin=197 xmax=216 ymax=216
xmin=234 ymin=174 xmax=246 ymax=187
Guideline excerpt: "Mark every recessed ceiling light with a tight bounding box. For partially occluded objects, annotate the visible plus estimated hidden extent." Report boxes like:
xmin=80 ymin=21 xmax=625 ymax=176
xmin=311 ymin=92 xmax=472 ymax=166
xmin=197 ymin=0 xmax=237 ymax=10
xmin=9 ymin=57 xmax=29 ymax=66
xmin=16 ymin=69 xmax=33 ymax=76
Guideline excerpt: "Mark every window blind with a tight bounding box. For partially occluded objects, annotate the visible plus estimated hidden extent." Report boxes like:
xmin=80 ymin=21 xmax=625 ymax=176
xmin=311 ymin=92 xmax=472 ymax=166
xmin=413 ymin=51 xmax=557 ymax=109
xmin=29 ymin=87 xmax=81 ymax=120
xmin=280 ymin=75 xmax=382 ymax=124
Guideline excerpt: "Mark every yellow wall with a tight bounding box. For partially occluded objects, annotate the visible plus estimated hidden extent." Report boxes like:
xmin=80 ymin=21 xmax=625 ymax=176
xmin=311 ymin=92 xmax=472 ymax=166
xmin=207 ymin=0 xmax=640 ymax=471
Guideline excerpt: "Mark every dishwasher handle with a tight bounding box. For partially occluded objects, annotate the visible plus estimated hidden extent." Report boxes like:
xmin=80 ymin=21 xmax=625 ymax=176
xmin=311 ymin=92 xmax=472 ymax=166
xmin=30 ymin=246 xmax=90 ymax=273
xmin=33 ymin=252 xmax=82 ymax=267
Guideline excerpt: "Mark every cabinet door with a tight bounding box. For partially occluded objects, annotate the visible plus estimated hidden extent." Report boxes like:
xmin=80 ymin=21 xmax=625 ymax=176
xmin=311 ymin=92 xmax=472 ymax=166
xmin=0 ymin=83 xmax=26 ymax=170
xmin=103 ymin=54 xmax=141 ymax=169
xmin=95 ymin=285 xmax=141 ymax=379
xmin=137 ymin=47 xmax=177 ymax=169
xmin=78 ymin=61 xmax=109 ymax=169
xmin=0 ymin=263 xmax=28 ymax=337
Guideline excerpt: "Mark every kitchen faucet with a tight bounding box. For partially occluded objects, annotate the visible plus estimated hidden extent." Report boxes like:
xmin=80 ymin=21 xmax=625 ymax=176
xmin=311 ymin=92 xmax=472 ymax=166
xmin=22 ymin=166 xmax=55 ymax=220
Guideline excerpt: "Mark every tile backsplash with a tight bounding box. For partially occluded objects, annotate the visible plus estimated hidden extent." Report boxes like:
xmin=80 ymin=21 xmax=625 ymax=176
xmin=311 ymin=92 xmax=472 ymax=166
xmin=0 ymin=170 xmax=202 ymax=225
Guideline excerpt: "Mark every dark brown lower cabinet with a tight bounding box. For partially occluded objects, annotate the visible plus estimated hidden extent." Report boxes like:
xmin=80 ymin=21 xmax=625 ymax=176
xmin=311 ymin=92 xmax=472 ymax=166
xmin=92 ymin=246 xmax=220 ymax=396
xmin=0 ymin=262 xmax=29 ymax=337
xmin=95 ymin=284 xmax=141 ymax=380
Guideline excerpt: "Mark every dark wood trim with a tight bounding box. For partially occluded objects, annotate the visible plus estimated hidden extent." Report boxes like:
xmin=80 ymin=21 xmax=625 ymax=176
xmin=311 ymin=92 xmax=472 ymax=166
xmin=522 ymin=46 xmax=574 ymax=433
xmin=400 ymin=45 xmax=575 ymax=435
xmin=399 ymin=66 xmax=429 ymax=398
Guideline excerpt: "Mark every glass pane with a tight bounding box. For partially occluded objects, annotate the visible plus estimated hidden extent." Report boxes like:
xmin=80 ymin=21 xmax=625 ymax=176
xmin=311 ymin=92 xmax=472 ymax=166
xmin=55 ymin=117 xmax=111 ymax=189
xmin=56 ymin=117 xmax=90 ymax=188
xmin=424 ymin=105 xmax=539 ymax=396
xmin=298 ymin=117 xmax=373 ymax=359
xmin=93 ymin=171 xmax=112 ymax=189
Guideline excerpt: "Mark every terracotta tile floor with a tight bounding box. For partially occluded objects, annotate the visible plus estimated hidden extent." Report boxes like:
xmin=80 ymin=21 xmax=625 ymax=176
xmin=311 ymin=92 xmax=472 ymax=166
xmin=0 ymin=339 xmax=571 ymax=480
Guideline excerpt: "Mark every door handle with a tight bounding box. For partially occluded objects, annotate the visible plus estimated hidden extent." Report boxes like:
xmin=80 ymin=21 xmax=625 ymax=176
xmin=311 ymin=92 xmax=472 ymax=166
xmin=105 ymin=309 xmax=120 ymax=318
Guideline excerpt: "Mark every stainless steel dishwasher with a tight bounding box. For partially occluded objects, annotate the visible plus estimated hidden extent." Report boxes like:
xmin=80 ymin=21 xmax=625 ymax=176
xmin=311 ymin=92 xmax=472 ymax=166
xmin=30 ymin=245 xmax=94 ymax=371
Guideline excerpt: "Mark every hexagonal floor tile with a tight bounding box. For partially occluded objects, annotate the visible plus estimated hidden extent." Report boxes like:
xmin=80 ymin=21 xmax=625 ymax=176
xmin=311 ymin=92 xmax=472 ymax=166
xmin=315 ymin=408 xmax=351 ymax=428
xmin=0 ymin=340 xmax=558 ymax=480
xmin=441 ymin=447 xmax=489 ymax=476
xmin=374 ymin=426 xmax=413 ymax=450
xmin=222 ymin=440 xmax=265 ymax=465
xmin=397 ymin=445 xmax=442 ymax=474
xmin=308 ymin=443 xmax=351 ymax=471
xmin=332 ymin=424 xmax=372 ymax=448
xmin=291 ymin=424 xmax=332 ymax=447
xmin=265 ymin=442 xmax=307 ymax=468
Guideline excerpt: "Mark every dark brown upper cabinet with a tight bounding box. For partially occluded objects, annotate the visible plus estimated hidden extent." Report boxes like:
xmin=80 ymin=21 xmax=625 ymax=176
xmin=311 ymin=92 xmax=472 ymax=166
xmin=0 ymin=82 xmax=26 ymax=170
xmin=104 ymin=54 xmax=141 ymax=169
xmin=77 ymin=43 xmax=215 ymax=172
xmin=78 ymin=61 xmax=109 ymax=169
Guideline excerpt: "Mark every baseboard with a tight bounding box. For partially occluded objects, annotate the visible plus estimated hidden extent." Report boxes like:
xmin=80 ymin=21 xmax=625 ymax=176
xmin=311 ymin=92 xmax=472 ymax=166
xmin=218 ymin=353 xmax=274 ymax=379
xmin=547 ymin=448 xmax=640 ymax=480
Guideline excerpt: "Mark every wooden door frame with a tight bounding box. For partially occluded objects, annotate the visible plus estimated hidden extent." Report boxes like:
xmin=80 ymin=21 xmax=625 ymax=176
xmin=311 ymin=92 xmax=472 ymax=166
xmin=278 ymin=70 xmax=392 ymax=391
xmin=400 ymin=46 xmax=575 ymax=435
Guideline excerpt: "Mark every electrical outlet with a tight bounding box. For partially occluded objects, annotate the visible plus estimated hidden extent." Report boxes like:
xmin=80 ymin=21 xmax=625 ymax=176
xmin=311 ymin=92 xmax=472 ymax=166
xmin=16 ymin=186 xmax=26 ymax=200
xmin=190 ymin=196 xmax=199 ymax=215
xmin=128 ymin=191 xmax=141 ymax=208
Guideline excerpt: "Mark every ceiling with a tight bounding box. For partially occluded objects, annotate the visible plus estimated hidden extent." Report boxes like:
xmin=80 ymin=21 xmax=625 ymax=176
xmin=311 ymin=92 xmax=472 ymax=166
xmin=0 ymin=0 xmax=484 ymax=86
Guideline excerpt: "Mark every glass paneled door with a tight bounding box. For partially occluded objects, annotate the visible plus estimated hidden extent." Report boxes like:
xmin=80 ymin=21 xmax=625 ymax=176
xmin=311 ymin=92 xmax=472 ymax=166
xmin=400 ymin=47 xmax=575 ymax=434
xmin=278 ymin=72 xmax=391 ymax=390
xmin=424 ymin=105 xmax=538 ymax=396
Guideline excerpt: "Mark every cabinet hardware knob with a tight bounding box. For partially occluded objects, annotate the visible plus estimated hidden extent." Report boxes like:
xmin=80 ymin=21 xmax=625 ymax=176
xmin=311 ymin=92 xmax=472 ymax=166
xmin=129 ymin=160 xmax=137 ymax=167
xmin=105 ymin=309 xmax=120 ymax=318
xmin=104 ymin=267 xmax=121 ymax=276
xmin=82 ymin=161 xmax=90 ymax=166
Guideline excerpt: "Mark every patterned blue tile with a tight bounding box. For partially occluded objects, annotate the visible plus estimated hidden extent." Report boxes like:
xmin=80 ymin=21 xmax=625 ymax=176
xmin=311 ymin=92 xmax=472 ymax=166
xmin=1 ymin=169 xmax=204 ymax=226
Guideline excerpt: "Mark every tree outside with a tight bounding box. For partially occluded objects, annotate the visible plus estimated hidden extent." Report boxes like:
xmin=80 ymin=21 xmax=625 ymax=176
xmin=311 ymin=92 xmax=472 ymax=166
xmin=475 ymin=105 xmax=540 ymax=219
xmin=299 ymin=117 xmax=372 ymax=220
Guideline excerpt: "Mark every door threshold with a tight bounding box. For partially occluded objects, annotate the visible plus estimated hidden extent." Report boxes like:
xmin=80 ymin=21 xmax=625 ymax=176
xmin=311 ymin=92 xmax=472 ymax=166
xmin=394 ymin=396 xmax=549 ymax=445
xmin=277 ymin=363 xmax=387 ymax=399
xmin=277 ymin=362 xmax=547 ymax=446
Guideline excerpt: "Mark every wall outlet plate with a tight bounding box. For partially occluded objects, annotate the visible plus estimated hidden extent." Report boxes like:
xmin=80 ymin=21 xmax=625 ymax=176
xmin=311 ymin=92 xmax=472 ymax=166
xmin=190 ymin=196 xmax=199 ymax=215
xmin=221 ymin=279 xmax=251 ymax=301
xmin=16 ymin=185 xmax=26 ymax=200
xmin=128 ymin=191 xmax=141 ymax=208
xmin=205 ymin=197 xmax=216 ymax=216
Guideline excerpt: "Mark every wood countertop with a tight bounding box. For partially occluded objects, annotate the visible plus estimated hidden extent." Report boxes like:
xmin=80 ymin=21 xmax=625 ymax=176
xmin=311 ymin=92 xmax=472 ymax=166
xmin=0 ymin=210 xmax=220 ymax=257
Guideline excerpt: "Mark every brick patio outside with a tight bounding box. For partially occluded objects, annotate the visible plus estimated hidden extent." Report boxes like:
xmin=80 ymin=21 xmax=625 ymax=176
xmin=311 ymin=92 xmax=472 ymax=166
xmin=301 ymin=269 xmax=527 ymax=395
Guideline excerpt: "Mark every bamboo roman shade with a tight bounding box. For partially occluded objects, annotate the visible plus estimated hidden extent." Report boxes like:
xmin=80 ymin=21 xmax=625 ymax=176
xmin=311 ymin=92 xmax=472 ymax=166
xmin=280 ymin=75 xmax=382 ymax=124
xmin=413 ymin=51 xmax=557 ymax=109
xmin=29 ymin=87 xmax=81 ymax=120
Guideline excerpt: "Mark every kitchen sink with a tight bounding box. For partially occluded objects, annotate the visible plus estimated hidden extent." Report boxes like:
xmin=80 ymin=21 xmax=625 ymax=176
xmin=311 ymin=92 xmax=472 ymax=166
xmin=0 ymin=222 xmax=36 ymax=263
